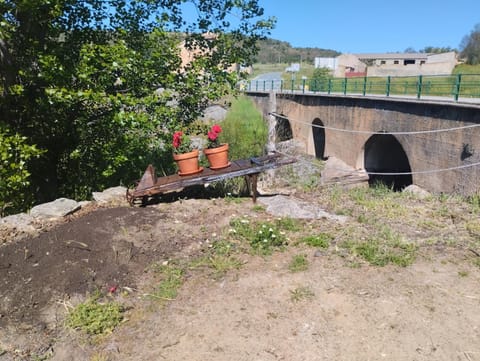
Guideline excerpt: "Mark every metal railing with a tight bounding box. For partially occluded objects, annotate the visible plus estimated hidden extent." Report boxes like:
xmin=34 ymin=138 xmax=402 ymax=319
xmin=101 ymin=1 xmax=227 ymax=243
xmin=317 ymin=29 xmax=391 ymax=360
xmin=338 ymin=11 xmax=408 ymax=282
xmin=244 ymin=74 xmax=480 ymax=102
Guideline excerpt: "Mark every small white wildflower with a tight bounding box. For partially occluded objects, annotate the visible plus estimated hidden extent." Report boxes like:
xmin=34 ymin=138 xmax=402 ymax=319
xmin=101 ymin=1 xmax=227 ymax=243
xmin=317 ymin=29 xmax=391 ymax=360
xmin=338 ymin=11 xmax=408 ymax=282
xmin=280 ymin=231 xmax=286 ymax=235
xmin=271 ymin=234 xmax=276 ymax=238
xmin=241 ymin=219 xmax=249 ymax=224
xmin=268 ymin=228 xmax=273 ymax=232
xmin=259 ymin=230 xmax=263 ymax=234
xmin=212 ymin=232 xmax=217 ymax=237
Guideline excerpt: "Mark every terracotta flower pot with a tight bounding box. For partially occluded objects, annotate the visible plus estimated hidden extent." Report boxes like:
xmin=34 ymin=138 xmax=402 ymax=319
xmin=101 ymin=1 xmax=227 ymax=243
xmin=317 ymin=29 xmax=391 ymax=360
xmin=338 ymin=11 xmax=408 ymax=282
xmin=173 ymin=149 xmax=202 ymax=176
xmin=203 ymin=143 xmax=230 ymax=170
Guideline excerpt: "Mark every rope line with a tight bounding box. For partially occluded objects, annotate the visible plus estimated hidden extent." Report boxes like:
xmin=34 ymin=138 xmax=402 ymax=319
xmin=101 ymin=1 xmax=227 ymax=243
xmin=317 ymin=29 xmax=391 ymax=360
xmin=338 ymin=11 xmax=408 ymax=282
xmin=273 ymin=149 xmax=480 ymax=176
xmin=270 ymin=112 xmax=480 ymax=135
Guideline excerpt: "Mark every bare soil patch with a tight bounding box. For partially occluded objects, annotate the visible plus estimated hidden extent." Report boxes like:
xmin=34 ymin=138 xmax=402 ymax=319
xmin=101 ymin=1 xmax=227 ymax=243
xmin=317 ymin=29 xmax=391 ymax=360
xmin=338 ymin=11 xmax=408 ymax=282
xmin=1 ymin=184 xmax=480 ymax=361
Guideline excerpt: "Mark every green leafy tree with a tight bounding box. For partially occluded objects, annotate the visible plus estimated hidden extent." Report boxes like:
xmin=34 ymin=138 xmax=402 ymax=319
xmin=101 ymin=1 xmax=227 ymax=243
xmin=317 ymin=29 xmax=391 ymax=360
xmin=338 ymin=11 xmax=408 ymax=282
xmin=0 ymin=0 xmax=275 ymax=211
xmin=460 ymin=23 xmax=480 ymax=65
xmin=0 ymin=127 xmax=43 ymax=215
xmin=310 ymin=67 xmax=332 ymax=92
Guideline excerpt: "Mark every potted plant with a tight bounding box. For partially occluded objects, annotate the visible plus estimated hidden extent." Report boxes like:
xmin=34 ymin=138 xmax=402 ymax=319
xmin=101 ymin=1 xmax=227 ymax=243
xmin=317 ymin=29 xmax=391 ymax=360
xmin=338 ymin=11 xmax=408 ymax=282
xmin=203 ymin=124 xmax=230 ymax=169
xmin=172 ymin=131 xmax=202 ymax=175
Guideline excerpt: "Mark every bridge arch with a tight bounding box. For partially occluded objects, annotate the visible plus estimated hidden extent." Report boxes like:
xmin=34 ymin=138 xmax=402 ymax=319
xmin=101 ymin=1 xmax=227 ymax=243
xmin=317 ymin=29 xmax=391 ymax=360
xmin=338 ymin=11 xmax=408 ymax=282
xmin=312 ymin=118 xmax=327 ymax=160
xmin=364 ymin=134 xmax=413 ymax=190
xmin=275 ymin=116 xmax=293 ymax=142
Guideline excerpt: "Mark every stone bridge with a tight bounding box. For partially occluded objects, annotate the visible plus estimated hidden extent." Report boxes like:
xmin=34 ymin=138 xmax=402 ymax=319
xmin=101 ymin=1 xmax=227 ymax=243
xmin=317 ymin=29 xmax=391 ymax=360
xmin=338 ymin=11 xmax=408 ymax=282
xmin=246 ymin=91 xmax=480 ymax=195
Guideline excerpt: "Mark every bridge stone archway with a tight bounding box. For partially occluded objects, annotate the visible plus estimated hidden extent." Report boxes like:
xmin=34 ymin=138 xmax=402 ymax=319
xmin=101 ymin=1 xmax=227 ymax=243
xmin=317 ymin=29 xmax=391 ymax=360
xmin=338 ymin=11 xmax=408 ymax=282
xmin=364 ymin=134 xmax=413 ymax=190
xmin=312 ymin=118 xmax=327 ymax=160
xmin=275 ymin=116 xmax=293 ymax=142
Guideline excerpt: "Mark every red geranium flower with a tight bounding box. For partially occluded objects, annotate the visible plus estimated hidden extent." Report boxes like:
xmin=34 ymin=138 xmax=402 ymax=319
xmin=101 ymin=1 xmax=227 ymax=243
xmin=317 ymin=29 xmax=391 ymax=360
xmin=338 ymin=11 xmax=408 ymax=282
xmin=211 ymin=124 xmax=222 ymax=134
xmin=172 ymin=130 xmax=194 ymax=154
xmin=206 ymin=124 xmax=223 ymax=149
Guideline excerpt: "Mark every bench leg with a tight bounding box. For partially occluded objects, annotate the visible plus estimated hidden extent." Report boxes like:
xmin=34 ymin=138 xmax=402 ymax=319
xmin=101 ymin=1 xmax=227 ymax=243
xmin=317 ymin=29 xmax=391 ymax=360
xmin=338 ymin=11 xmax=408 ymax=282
xmin=245 ymin=173 xmax=259 ymax=202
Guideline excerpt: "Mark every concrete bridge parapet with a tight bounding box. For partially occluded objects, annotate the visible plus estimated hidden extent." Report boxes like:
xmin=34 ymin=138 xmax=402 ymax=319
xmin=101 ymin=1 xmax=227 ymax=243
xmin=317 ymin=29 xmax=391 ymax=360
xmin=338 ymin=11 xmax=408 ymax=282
xmin=247 ymin=91 xmax=480 ymax=195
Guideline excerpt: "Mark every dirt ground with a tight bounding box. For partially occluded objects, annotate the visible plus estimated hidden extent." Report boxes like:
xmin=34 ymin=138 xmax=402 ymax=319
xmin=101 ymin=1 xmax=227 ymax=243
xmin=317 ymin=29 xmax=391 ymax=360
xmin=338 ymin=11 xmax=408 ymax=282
xmin=1 ymin=184 xmax=480 ymax=361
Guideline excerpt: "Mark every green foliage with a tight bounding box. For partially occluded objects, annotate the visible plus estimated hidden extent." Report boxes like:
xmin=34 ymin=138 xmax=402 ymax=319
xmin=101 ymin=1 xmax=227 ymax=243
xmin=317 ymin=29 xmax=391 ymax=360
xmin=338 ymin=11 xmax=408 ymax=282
xmin=310 ymin=67 xmax=332 ymax=92
xmin=0 ymin=0 xmax=274 ymax=209
xmin=460 ymin=23 xmax=480 ymax=65
xmin=191 ymin=239 xmax=243 ymax=279
xmin=229 ymin=217 xmax=289 ymax=255
xmin=250 ymin=223 xmax=287 ymax=254
xmin=0 ymin=127 xmax=43 ymax=215
xmin=66 ymin=296 xmax=124 ymax=336
xmin=290 ymin=286 xmax=315 ymax=302
xmin=288 ymin=254 xmax=309 ymax=272
xmin=150 ymin=263 xmax=185 ymax=302
xmin=301 ymin=233 xmax=332 ymax=248
xmin=342 ymin=228 xmax=417 ymax=267
xmin=220 ymin=96 xmax=268 ymax=160
xmin=253 ymin=38 xmax=340 ymax=64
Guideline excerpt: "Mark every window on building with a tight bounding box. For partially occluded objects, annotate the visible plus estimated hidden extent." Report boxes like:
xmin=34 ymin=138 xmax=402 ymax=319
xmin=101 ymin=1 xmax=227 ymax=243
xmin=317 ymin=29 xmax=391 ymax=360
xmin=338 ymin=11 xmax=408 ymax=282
xmin=403 ymin=59 xmax=415 ymax=65
xmin=394 ymin=60 xmax=399 ymax=64
xmin=380 ymin=60 xmax=386 ymax=65
xmin=420 ymin=60 xmax=425 ymax=65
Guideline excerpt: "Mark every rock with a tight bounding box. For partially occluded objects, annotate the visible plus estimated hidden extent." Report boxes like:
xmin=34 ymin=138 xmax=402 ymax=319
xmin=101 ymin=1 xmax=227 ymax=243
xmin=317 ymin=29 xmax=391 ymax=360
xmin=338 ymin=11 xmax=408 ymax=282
xmin=92 ymin=186 xmax=128 ymax=204
xmin=258 ymin=195 xmax=348 ymax=222
xmin=30 ymin=198 xmax=81 ymax=219
xmin=0 ymin=213 xmax=35 ymax=229
xmin=321 ymin=156 xmax=369 ymax=187
xmin=403 ymin=184 xmax=431 ymax=199
xmin=201 ymin=105 xmax=228 ymax=122
xmin=0 ymin=213 xmax=38 ymax=242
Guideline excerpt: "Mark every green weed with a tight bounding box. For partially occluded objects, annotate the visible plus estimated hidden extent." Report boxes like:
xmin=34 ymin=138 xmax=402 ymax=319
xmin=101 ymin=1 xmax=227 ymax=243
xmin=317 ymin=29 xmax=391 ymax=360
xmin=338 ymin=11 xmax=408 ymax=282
xmin=66 ymin=295 xmax=124 ymax=336
xmin=289 ymin=254 xmax=309 ymax=272
xmin=300 ymin=233 xmax=332 ymax=248
xmin=290 ymin=286 xmax=315 ymax=302
xmin=190 ymin=240 xmax=244 ymax=278
xmin=342 ymin=227 xmax=416 ymax=267
xmin=149 ymin=264 xmax=185 ymax=302
xmin=229 ymin=217 xmax=289 ymax=255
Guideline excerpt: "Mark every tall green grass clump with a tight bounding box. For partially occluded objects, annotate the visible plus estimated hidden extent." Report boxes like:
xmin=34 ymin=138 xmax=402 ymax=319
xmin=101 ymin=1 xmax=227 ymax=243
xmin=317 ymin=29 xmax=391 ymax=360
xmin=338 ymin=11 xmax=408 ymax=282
xmin=221 ymin=96 xmax=268 ymax=159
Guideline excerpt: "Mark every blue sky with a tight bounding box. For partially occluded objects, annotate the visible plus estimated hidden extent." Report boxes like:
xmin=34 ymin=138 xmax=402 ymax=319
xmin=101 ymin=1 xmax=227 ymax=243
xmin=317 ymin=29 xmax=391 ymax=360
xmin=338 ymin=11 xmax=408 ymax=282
xmin=258 ymin=0 xmax=480 ymax=53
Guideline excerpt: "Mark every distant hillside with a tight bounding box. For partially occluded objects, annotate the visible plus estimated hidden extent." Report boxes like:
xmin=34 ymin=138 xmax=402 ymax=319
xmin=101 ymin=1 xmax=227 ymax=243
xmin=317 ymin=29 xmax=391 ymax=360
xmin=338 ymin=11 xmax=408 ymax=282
xmin=254 ymin=38 xmax=341 ymax=64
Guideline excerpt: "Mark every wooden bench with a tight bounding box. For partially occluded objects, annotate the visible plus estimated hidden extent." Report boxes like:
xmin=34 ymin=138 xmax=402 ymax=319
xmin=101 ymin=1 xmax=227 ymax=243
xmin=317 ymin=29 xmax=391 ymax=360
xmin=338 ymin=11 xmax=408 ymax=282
xmin=126 ymin=152 xmax=296 ymax=205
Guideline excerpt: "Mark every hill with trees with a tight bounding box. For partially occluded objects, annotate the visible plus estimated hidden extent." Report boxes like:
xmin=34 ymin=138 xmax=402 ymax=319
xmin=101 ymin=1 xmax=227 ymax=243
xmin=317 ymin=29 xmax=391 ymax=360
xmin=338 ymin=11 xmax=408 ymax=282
xmin=254 ymin=38 xmax=340 ymax=64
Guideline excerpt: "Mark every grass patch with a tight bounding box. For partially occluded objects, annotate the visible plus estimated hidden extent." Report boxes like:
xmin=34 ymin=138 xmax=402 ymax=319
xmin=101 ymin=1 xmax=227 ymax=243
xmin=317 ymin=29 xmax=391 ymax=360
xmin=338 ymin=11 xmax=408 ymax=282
xmin=290 ymin=286 xmax=315 ymax=302
xmin=190 ymin=239 xmax=244 ymax=279
xmin=66 ymin=294 xmax=124 ymax=336
xmin=288 ymin=254 xmax=309 ymax=272
xmin=342 ymin=227 xmax=416 ymax=267
xmin=229 ymin=217 xmax=291 ymax=255
xmin=149 ymin=263 xmax=185 ymax=302
xmin=220 ymin=95 xmax=268 ymax=160
xmin=300 ymin=233 xmax=332 ymax=248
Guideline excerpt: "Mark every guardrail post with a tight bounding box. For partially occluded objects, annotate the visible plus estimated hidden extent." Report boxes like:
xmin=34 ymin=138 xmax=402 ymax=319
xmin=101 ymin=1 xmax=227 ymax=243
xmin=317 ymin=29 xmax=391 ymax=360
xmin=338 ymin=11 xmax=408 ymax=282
xmin=291 ymin=79 xmax=294 ymax=93
xmin=416 ymin=75 xmax=423 ymax=99
xmin=362 ymin=76 xmax=367 ymax=96
xmin=280 ymin=79 xmax=283 ymax=92
xmin=453 ymin=74 xmax=461 ymax=101
xmin=343 ymin=77 xmax=347 ymax=95
xmin=328 ymin=79 xmax=332 ymax=94
xmin=386 ymin=76 xmax=391 ymax=97
xmin=302 ymin=78 xmax=306 ymax=93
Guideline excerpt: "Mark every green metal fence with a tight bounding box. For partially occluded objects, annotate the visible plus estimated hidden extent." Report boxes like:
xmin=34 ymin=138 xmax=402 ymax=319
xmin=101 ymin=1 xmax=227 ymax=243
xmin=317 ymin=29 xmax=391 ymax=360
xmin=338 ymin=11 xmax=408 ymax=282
xmin=245 ymin=74 xmax=480 ymax=102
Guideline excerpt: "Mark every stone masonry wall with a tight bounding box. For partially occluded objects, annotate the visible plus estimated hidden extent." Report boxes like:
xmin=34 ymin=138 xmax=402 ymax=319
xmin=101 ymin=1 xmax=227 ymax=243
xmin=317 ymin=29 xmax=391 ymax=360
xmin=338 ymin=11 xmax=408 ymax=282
xmin=248 ymin=92 xmax=480 ymax=195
